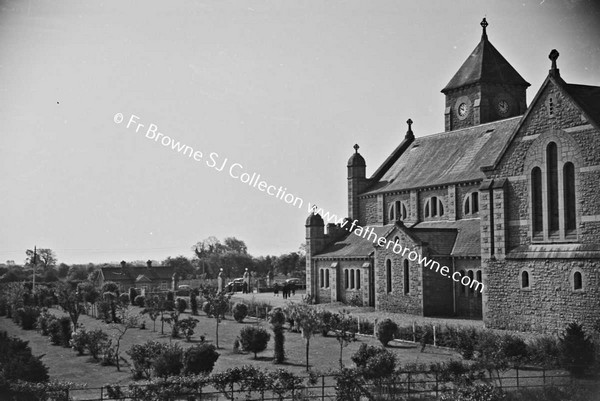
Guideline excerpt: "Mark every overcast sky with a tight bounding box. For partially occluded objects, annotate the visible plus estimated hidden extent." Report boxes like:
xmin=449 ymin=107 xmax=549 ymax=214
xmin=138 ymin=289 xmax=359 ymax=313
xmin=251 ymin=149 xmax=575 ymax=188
xmin=1 ymin=0 xmax=599 ymax=265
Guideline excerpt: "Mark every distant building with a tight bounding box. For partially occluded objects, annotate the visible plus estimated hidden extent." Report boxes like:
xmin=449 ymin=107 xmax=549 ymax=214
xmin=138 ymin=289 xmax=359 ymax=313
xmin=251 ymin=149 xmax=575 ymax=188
xmin=96 ymin=260 xmax=178 ymax=293
xmin=306 ymin=19 xmax=600 ymax=334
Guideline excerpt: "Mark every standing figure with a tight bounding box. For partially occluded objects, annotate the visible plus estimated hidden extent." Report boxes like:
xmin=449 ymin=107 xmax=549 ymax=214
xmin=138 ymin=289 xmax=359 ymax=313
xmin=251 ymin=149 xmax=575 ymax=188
xmin=273 ymin=282 xmax=279 ymax=296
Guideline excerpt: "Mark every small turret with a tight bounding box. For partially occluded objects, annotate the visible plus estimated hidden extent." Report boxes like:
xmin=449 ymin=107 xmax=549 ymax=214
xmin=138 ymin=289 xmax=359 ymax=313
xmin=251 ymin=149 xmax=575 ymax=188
xmin=348 ymin=144 xmax=368 ymax=223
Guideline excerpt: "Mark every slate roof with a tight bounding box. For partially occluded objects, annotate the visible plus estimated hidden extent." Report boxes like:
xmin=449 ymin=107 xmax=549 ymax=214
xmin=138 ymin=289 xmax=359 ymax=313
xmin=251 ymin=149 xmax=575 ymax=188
xmin=411 ymin=220 xmax=481 ymax=257
xmin=314 ymin=225 xmax=395 ymax=259
xmin=363 ymin=117 xmax=520 ymax=195
xmin=101 ymin=266 xmax=175 ymax=282
xmin=563 ymin=83 xmax=600 ymax=127
xmin=442 ymin=34 xmax=529 ymax=93
xmin=314 ymin=220 xmax=480 ymax=259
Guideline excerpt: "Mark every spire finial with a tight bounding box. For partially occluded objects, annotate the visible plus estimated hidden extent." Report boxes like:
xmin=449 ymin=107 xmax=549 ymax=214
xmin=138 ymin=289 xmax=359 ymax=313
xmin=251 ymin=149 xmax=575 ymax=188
xmin=405 ymin=118 xmax=414 ymax=140
xmin=549 ymin=49 xmax=560 ymax=77
xmin=481 ymin=17 xmax=488 ymax=40
xmin=353 ymin=143 xmax=359 ymax=153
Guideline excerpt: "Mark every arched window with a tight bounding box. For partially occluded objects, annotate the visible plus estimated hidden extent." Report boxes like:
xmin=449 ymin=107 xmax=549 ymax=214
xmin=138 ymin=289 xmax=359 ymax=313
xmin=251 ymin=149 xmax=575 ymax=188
xmin=320 ymin=269 xmax=324 ymax=288
xmin=388 ymin=204 xmax=395 ymax=222
xmin=464 ymin=192 xmax=479 ymax=215
xmin=464 ymin=197 xmax=470 ymax=215
xmin=521 ymin=271 xmax=529 ymax=289
xmin=532 ymin=167 xmax=543 ymax=236
xmin=325 ymin=269 xmax=330 ymax=288
xmin=424 ymin=200 xmax=430 ymax=218
xmin=573 ymin=271 xmax=582 ymax=290
xmin=386 ymin=260 xmax=392 ymax=293
xmin=403 ymin=260 xmax=409 ymax=294
xmin=395 ymin=201 xmax=408 ymax=220
xmin=564 ymin=162 xmax=576 ymax=233
xmin=356 ymin=270 xmax=361 ymax=290
xmin=547 ymin=142 xmax=559 ymax=234
xmin=350 ymin=269 xmax=355 ymax=289
xmin=468 ymin=270 xmax=474 ymax=295
xmin=472 ymin=192 xmax=479 ymax=213
xmin=431 ymin=196 xmax=438 ymax=216
xmin=344 ymin=269 xmax=349 ymax=289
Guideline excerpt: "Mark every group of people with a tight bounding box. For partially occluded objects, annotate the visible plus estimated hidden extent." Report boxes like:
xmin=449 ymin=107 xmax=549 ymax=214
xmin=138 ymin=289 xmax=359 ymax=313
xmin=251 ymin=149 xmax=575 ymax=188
xmin=273 ymin=282 xmax=296 ymax=299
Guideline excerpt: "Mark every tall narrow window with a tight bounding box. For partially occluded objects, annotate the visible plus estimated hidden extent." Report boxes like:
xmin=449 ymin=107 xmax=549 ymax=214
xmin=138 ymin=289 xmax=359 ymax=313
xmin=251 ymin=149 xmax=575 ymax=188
xmin=356 ymin=270 xmax=361 ymax=290
xmin=344 ymin=269 xmax=349 ymax=289
xmin=472 ymin=192 xmax=479 ymax=213
xmin=439 ymin=201 xmax=444 ymax=216
xmin=320 ymin=269 xmax=324 ymax=288
xmin=386 ymin=260 xmax=392 ymax=293
xmin=325 ymin=270 xmax=330 ymax=288
xmin=465 ymin=197 xmax=470 ymax=215
xmin=521 ymin=271 xmax=529 ymax=288
xmin=468 ymin=270 xmax=474 ymax=295
xmin=424 ymin=200 xmax=430 ymax=218
xmin=564 ymin=162 xmax=576 ymax=233
xmin=476 ymin=270 xmax=482 ymax=297
xmin=350 ymin=269 xmax=355 ymax=289
xmin=401 ymin=203 xmax=408 ymax=220
xmin=547 ymin=142 xmax=559 ymax=234
xmin=573 ymin=271 xmax=582 ymax=290
xmin=403 ymin=260 xmax=409 ymax=294
xmin=532 ymin=167 xmax=543 ymax=236
xmin=431 ymin=196 xmax=438 ymax=216
xmin=388 ymin=204 xmax=395 ymax=222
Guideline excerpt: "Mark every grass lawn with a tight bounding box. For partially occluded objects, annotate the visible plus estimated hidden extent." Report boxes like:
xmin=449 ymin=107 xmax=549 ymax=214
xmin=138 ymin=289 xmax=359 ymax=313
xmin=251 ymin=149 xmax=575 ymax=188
xmin=0 ymin=303 xmax=461 ymax=395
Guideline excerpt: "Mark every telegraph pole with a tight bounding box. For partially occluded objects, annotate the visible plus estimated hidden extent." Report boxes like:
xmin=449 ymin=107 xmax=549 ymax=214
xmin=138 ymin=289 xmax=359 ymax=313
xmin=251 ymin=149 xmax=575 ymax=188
xmin=32 ymin=246 xmax=37 ymax=293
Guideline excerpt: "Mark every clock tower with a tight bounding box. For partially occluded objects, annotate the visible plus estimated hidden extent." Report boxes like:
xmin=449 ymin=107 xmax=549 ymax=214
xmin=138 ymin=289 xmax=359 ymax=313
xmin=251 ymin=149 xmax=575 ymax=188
xmin=441 ymin=18 xmax=530 ymax=131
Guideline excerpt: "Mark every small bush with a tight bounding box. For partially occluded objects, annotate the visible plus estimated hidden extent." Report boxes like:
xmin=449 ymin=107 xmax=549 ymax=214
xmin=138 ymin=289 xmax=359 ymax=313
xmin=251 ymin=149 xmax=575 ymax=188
xmin=178 ymin=317 xmax=199 ymax=341
xmin=377 ymin=319 xmax=398 ymax=347
xmin=232 ymin=302 xmax=248 ymax=322
xmin=69 ymin=329 xmax=89 ymax=356
xmin=47 ymin=319 xmax=63 ymax=345
xmin=0 ymin=331 xmax=49 ymax=383
xmin=351 ymin=344 xmax=396 ymax=380
xmin=87 ymin=329 xmax=110 ymax=360
xmin=127 ymin=341 xmax=165 ymax=380
xmin=320 ymin=310 xmax=333 ymax=336
xmin=527 ymin=336 xmax=560 ymax=368
xmin=239 ymin=326 xmax=271 ymax=358
xmin=153 ymin=344 xmax=183 ymax=378
xmin=134 ymin=295 xmax=145 ymax=308
xmin=176 ymin=298 xmax=187 ymax=314
xmin=183 ymin=343 xmax=220 ymax=375
xmin=35 ymin=310 xmax=55 ymax=336
xmin=559 ymin=322 xmax=595 ymax=376
xmin=119 ymin=293 xmax=130 ymax=306
xmin=17 ymin=306 xmax=41 ymax=330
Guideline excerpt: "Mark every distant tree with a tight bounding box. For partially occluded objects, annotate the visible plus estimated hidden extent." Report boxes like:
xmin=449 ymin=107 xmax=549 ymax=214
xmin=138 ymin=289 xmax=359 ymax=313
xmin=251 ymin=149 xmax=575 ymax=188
xmin=102 ymin=281 xmax=119 ymax=294
xmin=25 ymin=248 xmax=57 ymax=270
xmin=163 ymin=256 xmax=194 ymax=280
xmin=77 ymin=281 xmax=100 ymax=317
xmin=274 ymin=252 xmax=303 ymax=276
xmin=87 ymin=269 xmax=100 ymax=283
xmin=223 ymin=237 xmax=248 ymax=254
xmin=57 ymin=263 xmax=70 ymax=278
xmin=67 ymin=266 xmax=88 ymax=282
xmin=56 ymin=283 xmax=85 ymax=328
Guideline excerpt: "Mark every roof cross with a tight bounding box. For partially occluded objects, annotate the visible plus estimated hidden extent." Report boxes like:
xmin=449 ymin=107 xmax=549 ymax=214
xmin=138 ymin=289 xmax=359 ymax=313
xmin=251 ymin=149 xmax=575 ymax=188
xmin=481 ymin=17 xmax=488 ymax=39
xmin=353 ymin=143 xmax=359 ymax=153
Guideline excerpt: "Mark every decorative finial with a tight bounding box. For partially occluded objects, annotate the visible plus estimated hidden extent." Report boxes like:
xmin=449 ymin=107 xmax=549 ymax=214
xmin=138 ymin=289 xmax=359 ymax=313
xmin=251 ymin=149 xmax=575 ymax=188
xmin=549 ymin=49 xmax=560 ymax=77
xmin=481 ymin=17 xmax=488 ymax=40
xmin=405 ymin=118 xmax=414 ymax=140
xmin=353 ymin=143 xmax=359 ymax=153
xmin=311 ymin=204 xmax=318 ymax=214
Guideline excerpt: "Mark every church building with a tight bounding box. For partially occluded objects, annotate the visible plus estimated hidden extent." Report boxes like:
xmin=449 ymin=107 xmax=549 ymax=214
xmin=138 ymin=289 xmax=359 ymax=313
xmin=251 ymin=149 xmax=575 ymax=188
xmin=305 ymin=19 xmax=600 ymax=333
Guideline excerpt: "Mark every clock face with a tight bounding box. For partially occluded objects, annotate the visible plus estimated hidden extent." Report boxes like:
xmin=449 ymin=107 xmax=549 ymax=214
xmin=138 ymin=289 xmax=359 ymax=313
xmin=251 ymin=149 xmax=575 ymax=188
xmin=497 ymin=100 xmax=510 ymax=116
xmin=458 ymin=102 xmax=468 ymax=117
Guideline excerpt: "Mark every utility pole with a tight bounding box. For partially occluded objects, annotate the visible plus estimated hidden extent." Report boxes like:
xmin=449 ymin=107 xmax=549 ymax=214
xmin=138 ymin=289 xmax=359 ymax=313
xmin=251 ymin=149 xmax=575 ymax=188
xmin=32 ymin=246 xmax=37 ymax=293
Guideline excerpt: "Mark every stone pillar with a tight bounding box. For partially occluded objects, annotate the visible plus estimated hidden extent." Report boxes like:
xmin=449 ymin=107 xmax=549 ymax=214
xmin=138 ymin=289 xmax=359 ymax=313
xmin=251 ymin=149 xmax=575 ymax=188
xmin=377 ymin=194 xmax=384 ymax=224
xmin=447 ymin=185 xmax=457 ymax=221
xmin=492 ymin=179 xmax=508 ymax=259
xmin=479 ymin=180 xmax=494 ymax=259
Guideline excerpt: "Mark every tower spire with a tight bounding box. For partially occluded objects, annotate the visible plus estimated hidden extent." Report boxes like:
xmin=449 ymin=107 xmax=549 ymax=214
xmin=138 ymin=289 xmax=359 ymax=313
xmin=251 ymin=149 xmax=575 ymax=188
xmin=481 ymin=17 xmax=488 ymax=40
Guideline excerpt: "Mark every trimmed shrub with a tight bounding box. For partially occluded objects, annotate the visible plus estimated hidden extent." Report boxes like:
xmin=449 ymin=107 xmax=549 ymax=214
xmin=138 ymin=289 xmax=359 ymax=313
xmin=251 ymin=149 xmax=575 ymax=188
xmin=559 ymin=322 xmax=595 ymax=376
xmin=127 ymin=341 xmax=165 ymax=380
xmin=377 ymin=319 xmax=398 ymax=347
xmin=119 ymin=293 xmax=130 ymax=306
xmin=101 ymin=281 xmax=119 ymax=294
xmin=351 ymin=344 xmax=396 ymax=380
xmin=178 ymin=317 xmax=199 ymax=341
xmin=134 ymin=295 xmax=145 ymax=308
xmin=239 ymin=326 xmax=271 ymax=359
xmin=269 ymin=307 xmax=286 ymax=364
xmin=58 ymin=316 xmax=72 ymax=347
xmin=35 ymin=310 xmax=55 ymax=336
xmin=176 ymin=298 xmax=187 ymax=314
xmin=232 ymin=302 xmax=248 ymax=323
xmin=69 ymin=329 xmax=89 ymax=355
xmin=190 ymin=292 xmax=198 ymax=315
xmin=17 ymin=306 xmax=41 ymax=330
xmin=153 ymin=344 xmax=183 ymax=378
xmin=183 ymin=344 xmax=220 ymax=375
xmin=47 ymin=319 xmax=63 ymax=345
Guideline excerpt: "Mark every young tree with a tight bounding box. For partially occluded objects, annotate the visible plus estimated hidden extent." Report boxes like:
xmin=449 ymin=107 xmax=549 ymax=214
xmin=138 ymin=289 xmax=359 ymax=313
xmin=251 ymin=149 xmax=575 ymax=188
xmin=239 ymin=326 xmax=271 ymax=359
xmin=330 ymin=311 xmax=357 ymax=369
xmin=142 ymin=296 xmax=160 ymax=332
xmin=202 ymin=288 xmax=231 ymax=348
xmin=56 ymin=283 xmax=85 ymax=329
xmin=109 ymin=308 xmax=139 ymax=372
xmin=285 ymin=303 xmax=321 ymax=370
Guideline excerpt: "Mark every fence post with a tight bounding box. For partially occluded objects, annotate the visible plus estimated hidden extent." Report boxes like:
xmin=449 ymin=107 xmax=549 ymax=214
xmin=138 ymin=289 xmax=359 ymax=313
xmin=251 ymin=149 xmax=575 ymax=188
xmin=412 ymin=322 xmax=416 ymax=343
xmin=322 ymin=375 xmax=325 ymax=401
xmin=433 ymin=325 xmax=437 ymax=347
xmin=435 ymin=371 xmax=438 ymax=397
xmin=516 ymin=366 xmax=519 ymax=388
xmin=100 ymin=386 xmax=103 ymax=400
xmin=407 ymin=372 xmax=411 ymax=395
xmin=542 ymin=368 xmax=546 ymax=387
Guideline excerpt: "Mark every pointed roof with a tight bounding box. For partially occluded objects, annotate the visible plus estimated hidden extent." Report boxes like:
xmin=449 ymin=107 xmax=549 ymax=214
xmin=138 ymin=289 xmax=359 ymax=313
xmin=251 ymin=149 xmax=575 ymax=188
xmin=442 ymin=18 xmax=530 ymax=93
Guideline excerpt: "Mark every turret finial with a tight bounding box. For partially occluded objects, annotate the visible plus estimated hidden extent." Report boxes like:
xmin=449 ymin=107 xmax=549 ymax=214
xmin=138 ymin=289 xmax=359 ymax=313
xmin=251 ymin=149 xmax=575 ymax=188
xmin=481 ymin=17 xmax=488 ymax=40
xmin=353 ymin=143 xmax=359 ymax=153
xmin=549 ymin=49 xmax=560 ymax=77
xmin=405 ymin=118 xmax=414 ymax=140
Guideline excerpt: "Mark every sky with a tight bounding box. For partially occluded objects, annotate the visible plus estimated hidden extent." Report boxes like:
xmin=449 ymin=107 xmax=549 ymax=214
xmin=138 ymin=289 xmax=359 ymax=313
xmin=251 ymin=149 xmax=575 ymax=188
xmin=1 ymin=0 xmax=599 ymax=265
